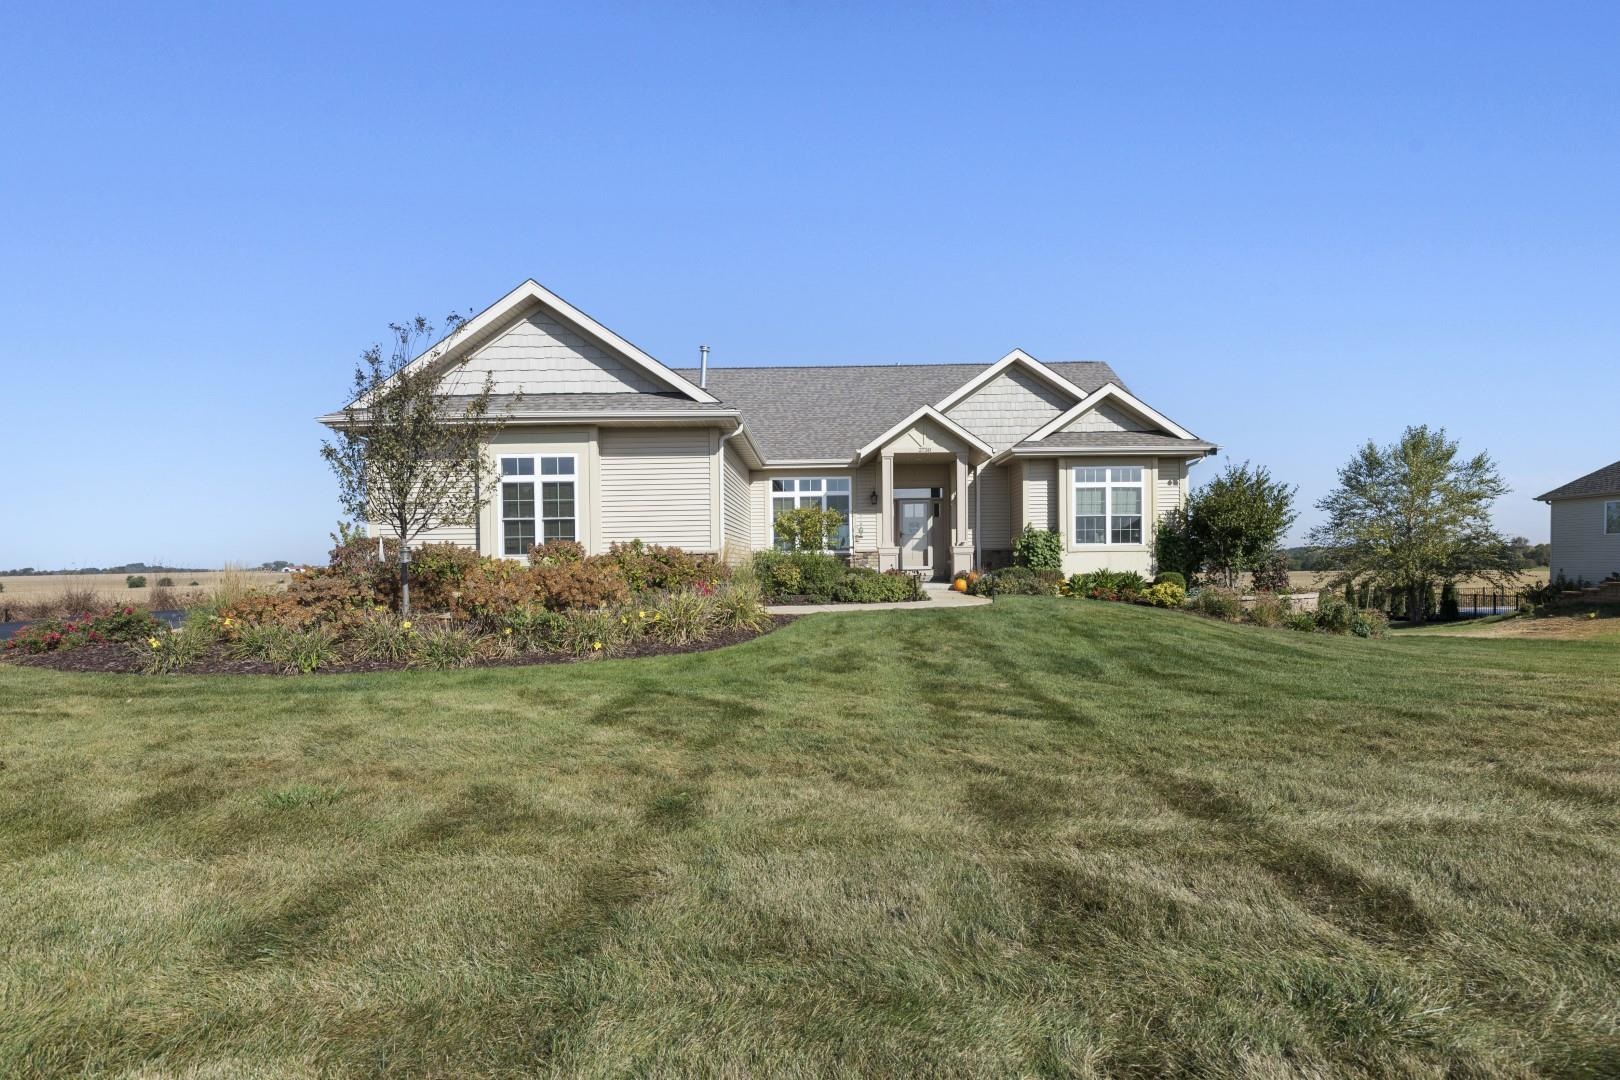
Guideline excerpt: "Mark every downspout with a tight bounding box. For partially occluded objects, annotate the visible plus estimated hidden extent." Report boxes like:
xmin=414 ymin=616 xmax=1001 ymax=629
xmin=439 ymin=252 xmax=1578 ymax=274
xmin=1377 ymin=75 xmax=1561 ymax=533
xmin=717 ymin=420 xmax=747 ymax=560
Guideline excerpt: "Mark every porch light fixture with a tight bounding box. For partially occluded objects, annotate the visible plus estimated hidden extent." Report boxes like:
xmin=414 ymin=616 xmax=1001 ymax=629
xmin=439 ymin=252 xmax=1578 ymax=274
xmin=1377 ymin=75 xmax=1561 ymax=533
xmin=869 ymin=489 xmax=879 ymax=505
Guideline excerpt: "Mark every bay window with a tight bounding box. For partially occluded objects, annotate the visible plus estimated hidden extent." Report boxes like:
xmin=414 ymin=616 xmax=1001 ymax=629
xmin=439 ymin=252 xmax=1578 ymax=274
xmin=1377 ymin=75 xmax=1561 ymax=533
xmin=501 ymin=454 xmax=576 ymax=556
xmin=771 ymin=476 xmax=852 ymax=550
xmin=1074 ymin=466 xmax=1144 ymax=546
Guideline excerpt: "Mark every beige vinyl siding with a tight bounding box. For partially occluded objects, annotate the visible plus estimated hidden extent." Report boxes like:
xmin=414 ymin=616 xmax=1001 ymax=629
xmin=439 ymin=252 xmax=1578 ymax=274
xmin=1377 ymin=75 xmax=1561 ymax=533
xmin=1155 ymin=457 xmax=1186 ymax=516
xmin=1549 ymin=496 xmax=1620 ymax=583
xmin=969 ymin=463 xmax=1012 ymax=549
xmin=1024 ymin=459 xmax=1057 ymax=531
xmin=599 ymin=428 xmax=714 ymax=550
xmin=944 ymin=368 xmax=1073 ymax=451
xmin=441 ymin=305 xmax=667 ymax=395
xmin=369 ymin=519 xmax=477 ymax=549
xmin=851 ymin=460 xmax=879 ymax=552
xmin=721 ymin=444 xmax=752 ymax=560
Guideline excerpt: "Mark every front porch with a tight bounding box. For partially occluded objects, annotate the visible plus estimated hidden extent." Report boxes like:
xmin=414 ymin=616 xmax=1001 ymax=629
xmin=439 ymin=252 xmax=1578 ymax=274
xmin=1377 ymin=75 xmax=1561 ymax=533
xmin=853 ymin=406 xmax=993 ymax=581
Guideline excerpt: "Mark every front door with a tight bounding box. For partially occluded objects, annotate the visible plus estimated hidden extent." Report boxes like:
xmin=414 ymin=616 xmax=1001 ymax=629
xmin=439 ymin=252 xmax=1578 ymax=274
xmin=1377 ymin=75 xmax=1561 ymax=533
xmin=897 ymin=498 xmax=936 ymax=574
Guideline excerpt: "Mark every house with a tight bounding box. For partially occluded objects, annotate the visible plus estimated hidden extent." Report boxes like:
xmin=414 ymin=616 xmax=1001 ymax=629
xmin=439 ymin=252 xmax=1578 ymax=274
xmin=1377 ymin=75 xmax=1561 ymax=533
xmin=318 ymin=280 xmax=1216 ymax=580
xmin=1535 ymin=459 xmax=1620 ymax=585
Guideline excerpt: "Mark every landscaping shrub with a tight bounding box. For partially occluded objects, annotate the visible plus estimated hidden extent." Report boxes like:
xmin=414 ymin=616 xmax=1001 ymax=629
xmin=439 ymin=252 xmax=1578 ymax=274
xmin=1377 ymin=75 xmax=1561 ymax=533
xmin=3 ymin=607 xmax=165 ymax=654
xmin=529 ymin=539 xmax=585 ymax=565
xmin=713 ymin=579 xmax=772 ymax=632
xmin=408 ymin=543 xmax=483 ymax=611
xmin=126 ymin=575 xmax=147 ymax=589
xmin=1069 ymin=569 xmax=1148 ymax=602
xmin=1315 ymin=593 xmax=1356 ymax=634
xmin=409 ymin=623 xmax=480 ymax=669
xmin=753 ymin=551 xmax=847 ymax=602
xmin=609 ymin=540 xmax=722 ymax=593
xmin=533 ymin=558 xmax=631 ymax=611
xmin=1284 ymin=610 xmax=1318 ymax=633
xmin=1142 ymin=581 xmax=1186 ymax=608
xmin=1247 ymin=593 xmax=1289 ymax=628
xmin=500 ymin=606 xmax=570 ymax=651
xmin=1250 ymin=551 xmax=1292 ymax=593
xmin=560 ymin=609 xmax=622 ymax=658
xmin=1192 ymin=587 xmax=1244 ymax=621
xmin=139 ymin=621 xmax=215 ymax=674
xmin=1152 ymin=507 xmax=1200 ymax=584
xmin=156 ymin=577 xmax=174 ymax=588
xmin=349 ymin=611 xmax=415 ymax=663
xmin=1012 ymin=525 xmax=1063 ymax=571
xmin=1351 ymin=609 xmax=1390 ymax=639
xmin=972 ymin=567 xmax=1064 ymax=597
xmin=648 ymin=588 xmax=717 ymax=646
xmin=1440 ymin=581 xmax=1460 ymax=621
xmin=830 ymin=567 xmax=924 ymax=603
xmin=1153 ymin=570 xmax=1187 ymax=590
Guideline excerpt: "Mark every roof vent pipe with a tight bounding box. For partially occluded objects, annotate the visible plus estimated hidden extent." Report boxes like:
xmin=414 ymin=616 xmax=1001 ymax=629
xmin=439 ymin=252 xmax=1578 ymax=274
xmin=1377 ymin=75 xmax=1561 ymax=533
xmin=699 ymin=344 xmax=709 ymax=389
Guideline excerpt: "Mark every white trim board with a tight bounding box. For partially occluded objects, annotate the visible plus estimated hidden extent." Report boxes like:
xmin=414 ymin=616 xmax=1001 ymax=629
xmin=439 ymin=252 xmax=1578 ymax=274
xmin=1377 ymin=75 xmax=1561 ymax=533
xmin=932 ymin=349 xmax=1089 ymax=413
xmin=1026 ymin=382 xmax=1199 ymax=443
xmin=854 ymin=405 xmax=995 ymax=462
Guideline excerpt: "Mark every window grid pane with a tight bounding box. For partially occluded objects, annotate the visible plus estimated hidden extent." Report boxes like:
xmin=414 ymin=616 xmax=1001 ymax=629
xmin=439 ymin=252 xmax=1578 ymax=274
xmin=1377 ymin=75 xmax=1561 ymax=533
xmin=1076 ymin=516 xmax=1106 ymax=544
xmin=1608 ymin=501 xmax=1620 ymax=535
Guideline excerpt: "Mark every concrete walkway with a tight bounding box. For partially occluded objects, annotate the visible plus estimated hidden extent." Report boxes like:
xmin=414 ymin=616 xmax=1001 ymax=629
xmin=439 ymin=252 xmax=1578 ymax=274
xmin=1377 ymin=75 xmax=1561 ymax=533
xmin=767 ymin=582 xmax=990 ymax=615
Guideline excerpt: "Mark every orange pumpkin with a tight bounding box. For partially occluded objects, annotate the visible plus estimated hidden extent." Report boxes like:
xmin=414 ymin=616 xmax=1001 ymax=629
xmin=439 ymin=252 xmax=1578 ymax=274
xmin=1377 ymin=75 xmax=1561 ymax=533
xmin=952 ymin=576 xmax=969 ymax=593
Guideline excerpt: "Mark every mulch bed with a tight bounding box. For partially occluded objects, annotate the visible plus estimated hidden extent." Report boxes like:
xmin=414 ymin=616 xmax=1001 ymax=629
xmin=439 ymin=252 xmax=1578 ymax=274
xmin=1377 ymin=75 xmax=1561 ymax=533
xmin=2 ymin=616 xmax=795 ymax=677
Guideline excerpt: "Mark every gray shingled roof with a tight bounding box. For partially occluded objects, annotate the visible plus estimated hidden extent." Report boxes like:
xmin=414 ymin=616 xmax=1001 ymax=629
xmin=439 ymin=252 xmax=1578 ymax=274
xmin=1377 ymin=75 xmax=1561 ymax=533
xmin=1536 ymin=459 xmax=1620 ymax=502
xmin=1022 ymin=430 xmax=1215 ymax=452
xmin=319 ymin=392 xmax=731 ymax=425
xmin=671 ymin=362 xmax=1122 ymax=461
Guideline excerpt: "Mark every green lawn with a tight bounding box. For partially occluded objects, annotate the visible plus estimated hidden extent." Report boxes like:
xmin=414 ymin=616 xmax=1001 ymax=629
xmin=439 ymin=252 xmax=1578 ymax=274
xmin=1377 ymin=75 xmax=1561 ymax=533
xmin=3 ymin=599 xmax=1618 ymax=1077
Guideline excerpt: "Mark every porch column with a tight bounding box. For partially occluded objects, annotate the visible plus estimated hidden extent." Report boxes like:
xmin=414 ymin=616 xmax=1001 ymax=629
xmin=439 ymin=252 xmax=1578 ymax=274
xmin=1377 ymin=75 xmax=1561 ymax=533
xmin=952 ymin=452 xmax=974 ymax=577
xmin=878 ymin=454 xmax=897 ymax=570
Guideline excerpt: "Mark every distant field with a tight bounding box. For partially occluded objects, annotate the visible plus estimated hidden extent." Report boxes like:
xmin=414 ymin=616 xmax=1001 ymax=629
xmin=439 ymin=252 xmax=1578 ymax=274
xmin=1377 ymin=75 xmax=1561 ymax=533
xmin=1284 ymin=568 xmax=1549 ymax=594
xmin=0 ymin=571 xmax=286 ymax=610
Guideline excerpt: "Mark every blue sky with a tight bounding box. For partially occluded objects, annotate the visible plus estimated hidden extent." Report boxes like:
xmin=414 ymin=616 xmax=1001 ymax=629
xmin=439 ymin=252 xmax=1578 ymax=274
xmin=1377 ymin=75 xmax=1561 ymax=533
xmin=2 ymin=2 xmax=1615 ymax=567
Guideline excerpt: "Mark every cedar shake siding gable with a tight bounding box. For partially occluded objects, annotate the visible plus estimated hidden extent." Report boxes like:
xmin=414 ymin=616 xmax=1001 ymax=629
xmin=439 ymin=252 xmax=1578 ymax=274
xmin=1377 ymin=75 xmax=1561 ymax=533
xmin=943 ymin=367 xmax=1075 ymax=452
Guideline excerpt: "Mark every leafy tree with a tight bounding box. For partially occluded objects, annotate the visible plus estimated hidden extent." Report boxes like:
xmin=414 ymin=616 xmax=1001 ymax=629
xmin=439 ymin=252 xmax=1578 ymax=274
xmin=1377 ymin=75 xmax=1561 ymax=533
xmin=1309 ymin=425 xmax=1515 ymax=626
xmin=773 ymin=506 xmax=846 ymax=552
xmin=1186 ymin=462 xmax=1298 ymax=588
xmin=320 ymin=316 xmax=506 ymax=614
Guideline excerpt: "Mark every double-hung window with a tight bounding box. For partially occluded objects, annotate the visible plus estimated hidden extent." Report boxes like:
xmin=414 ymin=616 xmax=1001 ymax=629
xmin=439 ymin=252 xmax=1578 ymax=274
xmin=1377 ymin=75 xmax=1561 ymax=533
xmin=501 ymin=455 xmax=576 ymax=556
xmin=1074 ymin=466 xmax=1144 ymax=545
xmin=1607 ymin=500 xmax=1620 ymax=535
xmin=770 ymin=476 xmax=852 ymax=550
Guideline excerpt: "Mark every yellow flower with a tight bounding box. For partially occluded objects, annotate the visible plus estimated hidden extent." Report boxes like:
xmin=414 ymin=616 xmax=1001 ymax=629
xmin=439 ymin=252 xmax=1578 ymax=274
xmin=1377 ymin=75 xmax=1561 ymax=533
xmin=221 ymin=616 xmax=234 ymax=628
xmin=147 ymin=637 xmax=162 ymax=649
xmin=401 ymin=619 xmax=413 ymax=631
xmin=638 ymin=610 xmax=647 ymax=619
xmin=502 ymin=626 xmax=513 ymax=636
xmin=592 ymin=640 xmax=603 ymax=651
xmin=375 ymin=604 xmax=386 ymax=612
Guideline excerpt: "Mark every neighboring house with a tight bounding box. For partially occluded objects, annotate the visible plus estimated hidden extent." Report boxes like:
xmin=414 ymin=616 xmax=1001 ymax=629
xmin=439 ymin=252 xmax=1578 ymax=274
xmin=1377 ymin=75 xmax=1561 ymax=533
xmin=318 ymin=280 xmax=1217 ymax=580
xmin=1535 ymin=459 xmax=1620 ymax=584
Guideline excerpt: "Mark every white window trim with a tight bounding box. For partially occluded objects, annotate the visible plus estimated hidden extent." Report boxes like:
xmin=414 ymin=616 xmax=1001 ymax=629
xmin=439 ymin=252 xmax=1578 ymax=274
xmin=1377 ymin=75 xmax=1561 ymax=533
xmin=769 ymin=475 xmax=854 ymax=552
xmin=1072 ymin=466 xmax=1145 ymax=548
xmin=1606 ymin=499 xmax=1620 ymax=536
xmin=499 ymin=453 xmax=578 ymax=558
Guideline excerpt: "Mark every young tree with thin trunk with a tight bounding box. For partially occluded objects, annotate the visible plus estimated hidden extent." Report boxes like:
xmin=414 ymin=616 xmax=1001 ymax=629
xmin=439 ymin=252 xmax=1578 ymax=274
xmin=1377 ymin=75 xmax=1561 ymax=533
xmin=1309 ymin=425 xmax=1514 ymax=625
xmin=320 ymin=316 xmax=507 ymax=615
